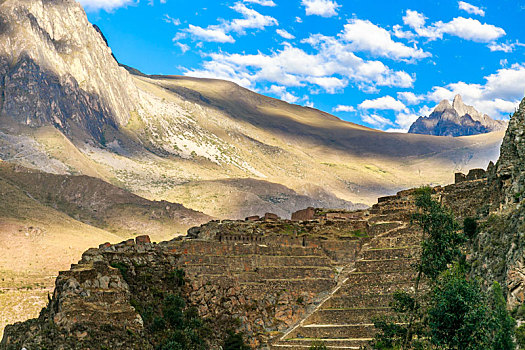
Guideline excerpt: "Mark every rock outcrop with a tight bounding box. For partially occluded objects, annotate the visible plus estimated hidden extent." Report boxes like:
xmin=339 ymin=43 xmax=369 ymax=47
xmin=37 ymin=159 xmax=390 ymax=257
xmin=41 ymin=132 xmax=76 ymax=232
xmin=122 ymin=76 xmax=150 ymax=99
xmin=470 ymin=97 xmax=525 ymax=308
xmin=0 ymin=0 xmax=138 ymax=141
xmin=408 ymin=95 xmax=507 ymax=137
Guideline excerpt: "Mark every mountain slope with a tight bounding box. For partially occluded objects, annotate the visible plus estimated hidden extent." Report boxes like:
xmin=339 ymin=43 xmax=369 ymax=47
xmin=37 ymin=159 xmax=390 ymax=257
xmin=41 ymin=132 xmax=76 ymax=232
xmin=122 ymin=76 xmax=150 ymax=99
xmin=0 ymin=161 xmax=211 ymax=339
xmin=0 ymin=0 xmax=505 ymax=220
xmin=409 ymin=94 xmax=507 ymax=136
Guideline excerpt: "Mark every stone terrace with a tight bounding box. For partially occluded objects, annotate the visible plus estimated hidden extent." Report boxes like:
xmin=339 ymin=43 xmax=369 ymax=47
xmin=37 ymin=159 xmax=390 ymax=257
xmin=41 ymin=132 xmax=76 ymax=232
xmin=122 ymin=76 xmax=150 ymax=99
xmin=1 ymin=177 xmax=490 ymax=349
xmin=271 ymin=190 xmax=420 ymax=349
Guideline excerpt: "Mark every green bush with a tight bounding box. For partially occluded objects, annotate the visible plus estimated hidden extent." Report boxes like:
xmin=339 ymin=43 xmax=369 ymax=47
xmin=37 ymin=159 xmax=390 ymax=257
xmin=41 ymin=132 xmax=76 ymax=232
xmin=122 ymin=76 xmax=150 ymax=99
xmin=464 ymin=217 xmax=478 ymax=239
xmin=516 ymin=324 xmax=525 ymax=348
xmin=223 ymin=330 xmax=251 ymax=350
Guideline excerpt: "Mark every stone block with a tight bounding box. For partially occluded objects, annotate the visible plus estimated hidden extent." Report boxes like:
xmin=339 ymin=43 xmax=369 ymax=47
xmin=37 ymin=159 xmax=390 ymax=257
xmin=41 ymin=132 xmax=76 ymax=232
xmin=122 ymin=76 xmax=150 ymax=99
xmin=135 ymin=235 xmax=151 ymax=245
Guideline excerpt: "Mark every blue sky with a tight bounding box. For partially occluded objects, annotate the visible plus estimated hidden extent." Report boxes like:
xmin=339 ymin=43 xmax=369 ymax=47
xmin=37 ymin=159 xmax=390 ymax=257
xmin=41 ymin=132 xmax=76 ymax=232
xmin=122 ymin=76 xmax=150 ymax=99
xmin=81 ymin=0 xmax=525 ymax=131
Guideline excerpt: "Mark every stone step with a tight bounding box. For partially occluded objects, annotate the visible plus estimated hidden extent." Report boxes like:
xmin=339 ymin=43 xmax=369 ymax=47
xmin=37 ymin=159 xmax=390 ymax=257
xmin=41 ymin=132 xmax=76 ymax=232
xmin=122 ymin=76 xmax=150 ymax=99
xmin=368 ymin=235 xmax=420 ymax=250
xmin=354 ymin=258 xmax=415 ymax=273
xmin=368 ymin=222 xmax=404 ymax=236
xmin=304 ymin=308 xmax=391 ymax=325
xmin=335 ymin=279 xmax=415 ymax=295
xmin=174 ymin=241 xmax=326 ymax=257
xmin=179 ymin=254 xmax=333 ymax=267
xmin=322 ymin=294 xmax=393 ymax=309
xmin=342 ymin=271 xmax=415 ymax=286
xmin=286 ymin=324 xmax=376 ymax=339
xmin=240 ymin=278 xmax=337 ymax=294
xmin=184 ymin=265 xmax=336 ymax=280
xmin=360 ymin=246 xmax=418 ymax=260
xmin=270 ymin=338 xmax=371 ymax=349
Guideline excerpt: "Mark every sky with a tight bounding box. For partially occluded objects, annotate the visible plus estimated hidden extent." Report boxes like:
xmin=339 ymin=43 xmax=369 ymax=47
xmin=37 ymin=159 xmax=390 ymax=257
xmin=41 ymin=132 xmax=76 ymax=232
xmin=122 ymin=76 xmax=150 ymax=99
xmin=81 ymin=0 xmax=525 ymax=132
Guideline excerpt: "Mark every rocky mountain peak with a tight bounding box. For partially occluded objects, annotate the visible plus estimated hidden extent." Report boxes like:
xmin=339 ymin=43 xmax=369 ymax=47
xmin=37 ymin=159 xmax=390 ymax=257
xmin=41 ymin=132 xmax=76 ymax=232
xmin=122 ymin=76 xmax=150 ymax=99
xmin=0 ymin=0 xmax=138 ymax=141
xmin=408 ymin=94 xmax=507 ymax=137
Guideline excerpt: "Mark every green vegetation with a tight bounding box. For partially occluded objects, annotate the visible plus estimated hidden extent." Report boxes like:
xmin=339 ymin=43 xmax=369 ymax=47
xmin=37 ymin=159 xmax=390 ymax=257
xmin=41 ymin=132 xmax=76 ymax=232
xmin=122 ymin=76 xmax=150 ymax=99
xmin=371 ymin=187 xmax=516 ymax=350
xmin=308 ymin=341 xmax=328 ymax=350
xmin=223 ymin=330 xmax=251 ymax=350
xmin=463 ymin=217 xmax=478 ymax=240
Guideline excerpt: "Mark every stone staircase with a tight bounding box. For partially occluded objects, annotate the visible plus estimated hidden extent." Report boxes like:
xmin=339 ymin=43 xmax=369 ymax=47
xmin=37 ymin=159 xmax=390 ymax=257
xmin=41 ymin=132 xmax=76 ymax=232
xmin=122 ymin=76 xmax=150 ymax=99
xmin=271 ymin=194 xmax=421 ymax=349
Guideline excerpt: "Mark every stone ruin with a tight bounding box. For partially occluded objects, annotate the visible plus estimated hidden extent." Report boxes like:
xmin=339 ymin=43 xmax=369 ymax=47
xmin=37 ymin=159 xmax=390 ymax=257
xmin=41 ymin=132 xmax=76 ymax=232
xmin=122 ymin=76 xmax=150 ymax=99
xmin=454 ymin=168 xmax=487 ymax=184
xmin=2 ymin=173 xmax=496 ymax=350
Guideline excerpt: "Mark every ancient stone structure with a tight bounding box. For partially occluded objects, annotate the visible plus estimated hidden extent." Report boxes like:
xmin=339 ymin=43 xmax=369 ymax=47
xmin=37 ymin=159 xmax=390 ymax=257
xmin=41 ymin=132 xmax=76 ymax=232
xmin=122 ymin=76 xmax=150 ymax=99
xmin=1 ymin=173 xmax=495 ymax=350
xmin=455 ymin=168 xmax=487 ymax=184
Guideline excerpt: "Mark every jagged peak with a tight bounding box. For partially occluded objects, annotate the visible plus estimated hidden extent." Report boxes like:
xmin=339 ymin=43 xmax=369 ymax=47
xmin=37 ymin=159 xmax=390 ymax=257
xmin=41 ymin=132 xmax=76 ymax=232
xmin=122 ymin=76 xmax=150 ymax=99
xmin=434 ymin=99 xmax=452 ymax=112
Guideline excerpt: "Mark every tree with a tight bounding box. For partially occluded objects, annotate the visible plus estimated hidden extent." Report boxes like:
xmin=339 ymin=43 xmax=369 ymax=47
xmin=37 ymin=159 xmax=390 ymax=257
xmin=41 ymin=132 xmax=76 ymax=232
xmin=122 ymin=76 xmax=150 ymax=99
xmin=489 ymin=282 xmax=516 ymax=350
xmin=403 ymin=187 xmax=465 ymax=347
xmin=428 ymin=265 xmax=493 ymax=350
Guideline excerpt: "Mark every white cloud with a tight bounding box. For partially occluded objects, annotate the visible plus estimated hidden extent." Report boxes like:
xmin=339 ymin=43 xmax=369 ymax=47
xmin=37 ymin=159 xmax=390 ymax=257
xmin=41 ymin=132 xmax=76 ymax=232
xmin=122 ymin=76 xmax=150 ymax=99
xmin=301 ymin=0 xmax=341 ymax=18
xmin=397 ymin=91 xmax=423 ymax=105
xmin=488 ymin=42 xmax=515 ymax=53
xmin=77 ymin=0 xmax=136 ymax=11
xmin=362 ymin=114 xmax=394 ymax=128
xmin=403 ymin=10 xmax=505 ymax=43
xmin=180 ymin=2 xmax=277 ymax=43
xmin=394 ymin=105 xmax=432 ymax=131
xmin=243 ymin=0 xmax=276 ymax=6
xmin=268 ymin=85 xmax=299 ymax=103
xmin=439 ymin=17 xmax=505 ymax=43
xmin=176 ymin=42 xmax=190 ymax=53
xmin=186 ymin=25 xmax=235 ymax=43
xmin=359 ymin=96 xmax=407 ymax=111
xmin=163 ymin=14 xmax=181 ymax=25
xmin=295 ymin=16 xmax=303 ymax=23
xmin=276 ymin=29 xmax=295 ymax=40
xmin=426 ymin=64 xmax=525 ymax=118
xmin=334 ymin=105 xmax=356 ymax=112
xmin=185 ymin=39 xmax=415 ymax=93
xmin=341 ymin=19 xmax=430 ymax=61
xmin=458 ymin=1 xmax=485 ymax=16
xmin=227 ymin=3 xmax=278 ymax=34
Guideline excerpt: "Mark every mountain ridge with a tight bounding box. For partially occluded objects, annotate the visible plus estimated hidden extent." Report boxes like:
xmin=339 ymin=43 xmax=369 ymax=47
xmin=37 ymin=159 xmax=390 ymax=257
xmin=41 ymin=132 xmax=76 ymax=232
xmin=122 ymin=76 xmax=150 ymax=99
xmin=409 ymin=94 xmax=507 ymax=137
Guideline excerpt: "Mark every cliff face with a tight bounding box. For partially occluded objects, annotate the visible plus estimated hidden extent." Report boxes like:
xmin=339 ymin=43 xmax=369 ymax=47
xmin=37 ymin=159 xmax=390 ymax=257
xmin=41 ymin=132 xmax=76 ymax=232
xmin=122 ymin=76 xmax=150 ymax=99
xmin=409 ymin=95 xmax=507 ymax=137
xmin=0 ymin=0 xmax=138 ymax=140
xmin=470 ymin=97 xmax=525 ymax=308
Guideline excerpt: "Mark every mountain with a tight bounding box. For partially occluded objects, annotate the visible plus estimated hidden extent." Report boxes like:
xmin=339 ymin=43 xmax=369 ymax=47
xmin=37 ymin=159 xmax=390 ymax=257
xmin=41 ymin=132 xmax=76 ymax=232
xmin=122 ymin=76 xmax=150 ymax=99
xmin=0 ymin=0 xmax=506 ymax=221
xmin=408 ymin=95 xmax=507 ymax=137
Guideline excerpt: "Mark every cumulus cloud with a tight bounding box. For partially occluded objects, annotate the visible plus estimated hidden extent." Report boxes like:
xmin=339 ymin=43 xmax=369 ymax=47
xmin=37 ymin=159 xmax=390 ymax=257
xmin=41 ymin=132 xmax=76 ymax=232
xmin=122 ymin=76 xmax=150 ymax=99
xmin=358 ymin=96 xmax=407 ymax=111
xmin=333 ymin=105 xmax=356 ymax=112
xmin=397 ymin=91 xmax=423 ymax=105
xmin=276 ymin=29 xmax=295 ymax=40
xmin=301 ymin=0 xmax=341 ymax=18
xmin=488 ymin=42 xmax=519 ymax=53
xmin=439 ymin=17 xmax=505 ymax=42
xmin=394 ymin=106 xmax=433 ymax=131
xmin=77 ymin=0 xmax=136 ymax=12
xmin=243 ymin=0 xmax=276 ymax=6
xmin=362 ymin=114 xmax=394 ymax=128
xmin=341 ymin=19 xmax=430 ymax=61
xmin=458 ymin=1 xmax=485 ymax=16
xmin=227 ymin=3 xmax=278 ymax=34
xmin=184 ymin=39 xmax=415 ymax=93
xmin=180 ymin=2 xmax=277 ymax=43
xmin=267 ymin=85 xmax=299 ymax=103
xmin=186 ymin=25 xmax=235 ymax=43
xmin=402 ymin=10 xmax=505 ymax=43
